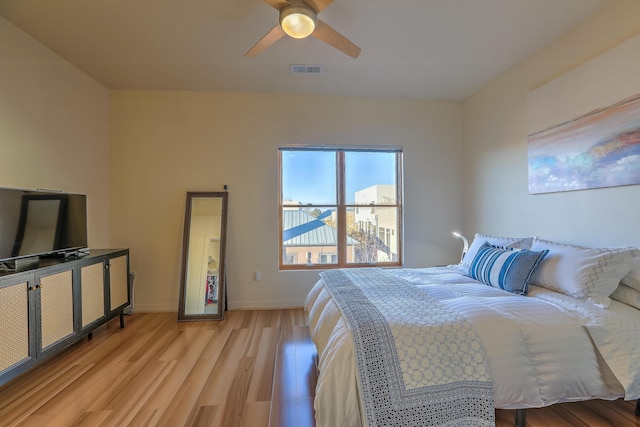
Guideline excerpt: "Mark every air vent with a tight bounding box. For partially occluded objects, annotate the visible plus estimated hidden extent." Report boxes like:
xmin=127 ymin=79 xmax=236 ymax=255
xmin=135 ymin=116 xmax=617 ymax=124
xmin=290 ymin=64 xmax=323 ymax=74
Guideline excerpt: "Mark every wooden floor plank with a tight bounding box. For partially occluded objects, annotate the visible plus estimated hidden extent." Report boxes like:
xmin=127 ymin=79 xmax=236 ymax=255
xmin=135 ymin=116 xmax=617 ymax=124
xmin=0 ymin=363 xmax=94 ymax=426
xmin=136 ymin=330 xmax=219 ymax=423
xmin=188 ymin=405 xmax=219 ymax=427
xmin=0 ymin=310 xmax=638 ymax=427
xmin=247 ymin=327 xmax=279 ymax=403
xmin=31 ymin=362 xmax=132 ymax=426
xmin=241 ymin=401 xmax=270 ymax=427
xmin=15 ymin=414 xmax=50 ymax=427
xmin=93 ymin=360 xmax=176 ymax=427
xmin=220 ymin=356 xmax=255 ymax=426
xmin=152 ymin=358 xmax=216 ymax=427
xmin=194 ymin=329 xmax=250 ymax=407
xmin=125 ymin=407 xmax=160 ymax=427
xmin=69 ymin=410 xmax=112 ymax=427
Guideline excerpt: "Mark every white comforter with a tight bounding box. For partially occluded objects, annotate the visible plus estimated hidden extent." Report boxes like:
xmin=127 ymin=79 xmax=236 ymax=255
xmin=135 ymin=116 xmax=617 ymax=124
xmin=305 ymin=266 xmax=640 ymax=427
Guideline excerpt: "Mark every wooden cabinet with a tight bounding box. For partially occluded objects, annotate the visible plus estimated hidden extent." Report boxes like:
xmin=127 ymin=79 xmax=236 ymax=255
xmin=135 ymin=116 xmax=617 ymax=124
xmin=0 ymin=249 xmax=129 ymax=386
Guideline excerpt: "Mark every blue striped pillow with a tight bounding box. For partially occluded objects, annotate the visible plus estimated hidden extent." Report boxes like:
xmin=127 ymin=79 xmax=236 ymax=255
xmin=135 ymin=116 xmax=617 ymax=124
xmin=468 ymin=242 xmax=548 ymax=295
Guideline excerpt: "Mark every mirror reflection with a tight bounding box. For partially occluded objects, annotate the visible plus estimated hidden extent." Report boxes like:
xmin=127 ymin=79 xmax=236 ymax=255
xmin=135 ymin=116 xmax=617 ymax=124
xmin=178 ymin=191 xmax=228 ymax=321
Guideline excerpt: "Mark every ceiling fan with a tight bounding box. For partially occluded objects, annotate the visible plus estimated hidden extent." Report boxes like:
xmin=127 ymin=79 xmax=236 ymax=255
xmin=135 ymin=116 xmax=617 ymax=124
xmin=245 ymin=0 xmax=361 ymax=59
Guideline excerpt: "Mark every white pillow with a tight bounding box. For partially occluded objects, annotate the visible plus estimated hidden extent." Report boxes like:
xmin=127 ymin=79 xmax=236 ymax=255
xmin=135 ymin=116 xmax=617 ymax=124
xmin=530 ymin=238 xmax=634 ymax=307
xmin=461 ymin=233 xmax=534 ymax=268
xmin=611 ymin=284 xmax=640 ymax=310
xmin=620 ymin=248 xmax=640 ymax=292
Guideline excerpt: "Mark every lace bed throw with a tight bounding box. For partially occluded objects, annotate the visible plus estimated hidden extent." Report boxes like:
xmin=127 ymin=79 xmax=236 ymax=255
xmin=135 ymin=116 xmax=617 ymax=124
xmin=319 ymin=268 xmax=494 ymax=427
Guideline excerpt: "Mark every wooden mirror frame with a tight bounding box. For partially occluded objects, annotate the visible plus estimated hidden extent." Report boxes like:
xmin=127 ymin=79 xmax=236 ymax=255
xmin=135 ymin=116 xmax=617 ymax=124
xmin=178 ymin=191 xmax=228 ymax=321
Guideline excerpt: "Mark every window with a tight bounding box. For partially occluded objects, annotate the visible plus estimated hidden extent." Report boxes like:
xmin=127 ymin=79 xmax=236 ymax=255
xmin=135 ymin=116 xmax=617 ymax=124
xmin=286 ymin=253 xmax=297 ymax=264
xmin=319 ymin=253 xmax=338 ymax=264
xmin=279 ymin=146 xmax=403 ymax=270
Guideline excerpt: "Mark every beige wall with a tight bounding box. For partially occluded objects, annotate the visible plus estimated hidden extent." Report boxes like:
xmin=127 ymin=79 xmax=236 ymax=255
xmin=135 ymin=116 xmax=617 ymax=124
xmin=7 ymin=0 xmax=636 ymax=313
xmin=5 ymin=0 xmax=638 ymax=313
xmin=0 ymin=17 xmax=110 ymax=248
xmin=110 ymin=92 xmax=463 ymax=311
xmin=461 ymin=0 xmax=640 ymax=248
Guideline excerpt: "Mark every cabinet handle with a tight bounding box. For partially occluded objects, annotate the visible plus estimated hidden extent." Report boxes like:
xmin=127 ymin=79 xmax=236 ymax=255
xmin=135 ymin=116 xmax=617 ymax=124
xmin=28 ymin=286 xmax=36 ymax=291
xmin=36 ymin=284 xmax=41 ymax=289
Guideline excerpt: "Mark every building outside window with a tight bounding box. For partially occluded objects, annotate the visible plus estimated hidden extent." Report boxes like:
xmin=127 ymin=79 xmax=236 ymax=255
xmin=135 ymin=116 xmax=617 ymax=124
xmin=279 ymin=146 xmax=403 ymax=270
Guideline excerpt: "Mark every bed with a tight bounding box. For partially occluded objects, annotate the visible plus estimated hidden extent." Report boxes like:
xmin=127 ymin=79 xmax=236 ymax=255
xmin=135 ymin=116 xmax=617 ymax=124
xmin=305 ymin=234 xmax=640 ymax=427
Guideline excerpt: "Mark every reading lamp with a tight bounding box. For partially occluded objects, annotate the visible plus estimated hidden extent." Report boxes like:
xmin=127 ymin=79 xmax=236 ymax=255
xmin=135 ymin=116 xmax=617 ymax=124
xmin=452 ymin=231 xmax=469 ymax=263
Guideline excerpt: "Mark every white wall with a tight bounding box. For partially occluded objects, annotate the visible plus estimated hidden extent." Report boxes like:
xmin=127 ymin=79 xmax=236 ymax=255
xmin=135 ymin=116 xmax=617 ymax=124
xmin=0 ymin=17 xmax=110 ymax=248
xmin=461 ymin=0 xmax=640 ymax=248
xmin=110 ymin=91 xmax=463 ymax=311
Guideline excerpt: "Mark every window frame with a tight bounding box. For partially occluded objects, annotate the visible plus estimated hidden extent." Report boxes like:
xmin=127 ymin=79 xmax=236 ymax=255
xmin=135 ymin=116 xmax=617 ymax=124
xmin=279 ymin=146 xmax=403 ymax=270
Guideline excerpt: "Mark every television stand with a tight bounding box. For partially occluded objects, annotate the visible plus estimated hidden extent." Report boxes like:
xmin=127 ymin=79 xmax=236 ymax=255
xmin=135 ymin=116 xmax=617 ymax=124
xmin=0 ymin=249 xmax=130 ymax=387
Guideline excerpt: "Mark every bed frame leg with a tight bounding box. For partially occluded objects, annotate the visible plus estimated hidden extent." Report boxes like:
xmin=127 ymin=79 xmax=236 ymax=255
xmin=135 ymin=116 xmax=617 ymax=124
xmin=514 ymin=409 xmax=526 ymax=427
xmin=635 ymin=399 xmax=640 ymax=416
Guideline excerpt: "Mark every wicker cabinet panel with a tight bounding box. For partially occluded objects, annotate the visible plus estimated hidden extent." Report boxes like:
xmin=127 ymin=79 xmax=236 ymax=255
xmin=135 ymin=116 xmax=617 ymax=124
xmin=0 ymin=282 xmax=30 ymax=372
xmin=81 ymin=262 xmax=105 ymax=327
xmin=40 ymin=270 xmax=74 ymax=349
xmin=109 ymin=256 xmax=128 ymax=311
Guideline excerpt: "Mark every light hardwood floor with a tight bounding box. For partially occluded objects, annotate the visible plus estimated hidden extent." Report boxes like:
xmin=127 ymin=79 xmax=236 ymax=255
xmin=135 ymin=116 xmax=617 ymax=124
xmin=0 ymin=309 xmax=637 ymax=427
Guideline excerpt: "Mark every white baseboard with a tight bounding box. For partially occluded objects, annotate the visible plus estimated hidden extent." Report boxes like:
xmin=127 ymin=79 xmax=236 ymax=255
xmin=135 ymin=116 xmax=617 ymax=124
xmin=228 ymin=299 xmax=306 ymax=310
xmin=133 ymin=303 xmax=178 ymax=313
xmin=133 ymin=300 xmax=304 ymax=313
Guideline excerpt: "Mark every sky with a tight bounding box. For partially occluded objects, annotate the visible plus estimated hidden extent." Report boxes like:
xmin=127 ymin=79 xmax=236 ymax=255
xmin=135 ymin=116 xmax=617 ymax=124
xmin=281 ymin=150 xmax=397 ymax=205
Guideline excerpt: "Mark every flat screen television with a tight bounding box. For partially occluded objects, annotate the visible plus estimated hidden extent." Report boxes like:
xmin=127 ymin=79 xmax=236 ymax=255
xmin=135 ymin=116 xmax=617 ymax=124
xmin=0 ymin=187 xmax=88 ymax=264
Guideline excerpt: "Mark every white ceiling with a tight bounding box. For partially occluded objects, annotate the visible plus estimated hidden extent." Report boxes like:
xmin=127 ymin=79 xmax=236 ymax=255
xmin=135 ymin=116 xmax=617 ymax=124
xmin=0 ymin=0 xmax=609 ymax=100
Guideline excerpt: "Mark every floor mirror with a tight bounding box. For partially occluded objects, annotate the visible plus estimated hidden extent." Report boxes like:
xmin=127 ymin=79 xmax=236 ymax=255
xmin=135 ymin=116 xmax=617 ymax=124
xmin=178 ymin=191 xmax=228 ymax=321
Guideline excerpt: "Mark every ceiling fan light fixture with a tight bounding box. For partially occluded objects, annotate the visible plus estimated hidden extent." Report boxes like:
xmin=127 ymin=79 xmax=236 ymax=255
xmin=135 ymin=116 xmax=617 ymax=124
xmin=280 ymin=5 xmax=317 ymax=39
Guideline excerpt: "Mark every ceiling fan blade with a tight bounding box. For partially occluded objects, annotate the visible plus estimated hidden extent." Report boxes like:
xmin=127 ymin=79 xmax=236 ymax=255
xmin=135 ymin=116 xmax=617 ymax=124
xmin=305 ymin=0 xmax=334 ymax=13
xmin=262 ymin=0 xmax=290 ymax=10
xmin=312 ymin=19 xmax=361 ymax=59
xmin=245 ymin=24 xmax=286 ymax=57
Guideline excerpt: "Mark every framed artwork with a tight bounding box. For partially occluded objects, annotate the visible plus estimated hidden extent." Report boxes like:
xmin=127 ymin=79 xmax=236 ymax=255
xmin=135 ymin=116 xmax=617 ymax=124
xmin=528 ymin=33 xmax=640 ymax=194
xmin=528 ymin=94 xmax=640 ymax=194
